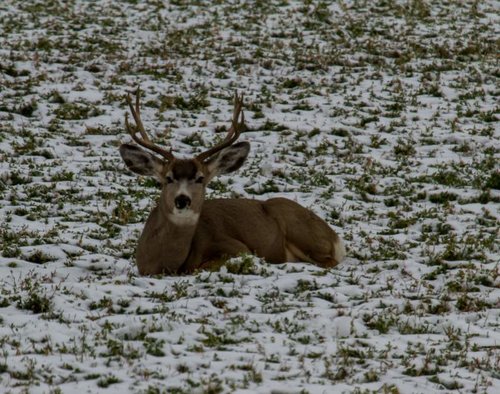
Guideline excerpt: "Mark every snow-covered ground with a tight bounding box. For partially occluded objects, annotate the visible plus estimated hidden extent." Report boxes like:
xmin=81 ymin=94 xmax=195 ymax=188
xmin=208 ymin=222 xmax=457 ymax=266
xmin=0 ymin=1 xmax=498 ymax=392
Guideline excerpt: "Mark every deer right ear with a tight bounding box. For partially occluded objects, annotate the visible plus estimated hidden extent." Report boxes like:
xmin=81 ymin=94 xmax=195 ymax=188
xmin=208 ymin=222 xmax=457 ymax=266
xmin=119 ymin=143 xmax=165 ymax=182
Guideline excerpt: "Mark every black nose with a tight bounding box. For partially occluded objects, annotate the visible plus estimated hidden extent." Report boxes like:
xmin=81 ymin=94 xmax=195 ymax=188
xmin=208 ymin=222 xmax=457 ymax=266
xmin=174 ymin=195 xmax=191 ymax=210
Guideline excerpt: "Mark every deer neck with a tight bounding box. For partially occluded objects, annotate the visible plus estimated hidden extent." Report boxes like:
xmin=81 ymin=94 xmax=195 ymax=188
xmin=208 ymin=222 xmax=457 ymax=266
xmin=137 ymin=202 xmax=200 ymax=275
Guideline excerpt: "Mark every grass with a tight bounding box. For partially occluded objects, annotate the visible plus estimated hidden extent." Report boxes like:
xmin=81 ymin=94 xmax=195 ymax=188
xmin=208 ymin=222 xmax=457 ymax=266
xmin=0 ymin=0 xmax=498 ymax=393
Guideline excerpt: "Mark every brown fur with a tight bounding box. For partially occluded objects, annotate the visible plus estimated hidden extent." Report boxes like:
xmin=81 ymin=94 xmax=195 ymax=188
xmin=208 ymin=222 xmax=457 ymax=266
xmin=120 ymin=142 xmax=346 ymax=276
xmin=136 ymin=197 xmax=345 ymax=275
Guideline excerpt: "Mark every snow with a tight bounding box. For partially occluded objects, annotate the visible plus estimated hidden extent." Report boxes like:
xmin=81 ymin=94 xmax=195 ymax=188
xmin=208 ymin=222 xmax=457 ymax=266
xmin=0 ymin=0 xmax=499 ymax=393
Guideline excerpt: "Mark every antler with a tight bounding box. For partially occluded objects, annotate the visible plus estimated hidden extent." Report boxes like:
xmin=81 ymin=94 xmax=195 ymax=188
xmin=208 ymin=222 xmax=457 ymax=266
xmin=196 ymin=91 xmax=245 ymax=162
xmin=124 ymin=88 xmax=175 ymax=162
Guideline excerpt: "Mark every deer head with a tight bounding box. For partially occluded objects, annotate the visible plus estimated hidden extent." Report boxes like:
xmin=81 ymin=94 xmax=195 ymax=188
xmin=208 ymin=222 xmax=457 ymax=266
xmin=119 ymin=90 xmax=250 ymax=225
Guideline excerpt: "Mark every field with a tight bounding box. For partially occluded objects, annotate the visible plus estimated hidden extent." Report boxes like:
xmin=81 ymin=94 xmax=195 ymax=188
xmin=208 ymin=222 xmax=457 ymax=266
xmin=0 ymin=0 xmax=498 ymax=393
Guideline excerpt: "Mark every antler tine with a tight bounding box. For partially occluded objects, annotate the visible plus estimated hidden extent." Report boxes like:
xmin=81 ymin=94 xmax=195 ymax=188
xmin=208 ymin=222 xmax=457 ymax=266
xmin=196 ymin=91 xmax=245 ymax=163
xmin=124 ymin=89 xmax=175 ymax=162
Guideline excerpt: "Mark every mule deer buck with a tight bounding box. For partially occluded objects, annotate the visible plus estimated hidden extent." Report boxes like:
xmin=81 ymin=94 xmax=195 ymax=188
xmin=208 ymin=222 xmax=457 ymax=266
xmin=119 ymin=90 xmax=346 ymax=275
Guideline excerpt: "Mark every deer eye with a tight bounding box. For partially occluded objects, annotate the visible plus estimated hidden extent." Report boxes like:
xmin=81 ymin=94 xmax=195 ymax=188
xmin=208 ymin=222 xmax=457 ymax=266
xmin=195 ymin=176 xmax=205 ymax=184
xmin=166 ymin=176 xmax=174 ymax=184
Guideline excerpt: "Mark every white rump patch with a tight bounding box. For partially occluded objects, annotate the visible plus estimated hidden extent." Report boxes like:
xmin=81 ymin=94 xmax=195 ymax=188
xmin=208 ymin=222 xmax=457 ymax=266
xmin=334 ymin=237 xmax=347 ymax=263
xmin=168 ymin=209 xmax=200 ymax=226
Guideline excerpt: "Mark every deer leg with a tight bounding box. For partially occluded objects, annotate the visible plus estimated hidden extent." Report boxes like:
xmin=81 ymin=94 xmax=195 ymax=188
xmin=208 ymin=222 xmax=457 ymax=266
xmin=264 ymin=198 xmax=346 ymax=268
xmin=180 ymin=239 xmax=251 ymax=274
xmin=286 ymin=229 xmax=345 ymax=268
xmin=137 ymin=263 xmax=164 ymax=276
xmin=199 ymin=239 xmax=252 ymax=271
xmin=199 ymin=238 xmax=252 ymax=270
xmin=291 ymin=233 xmax=346 ymax=268
xmin=179 ymin=250 xmax=203 ymax=274
xmin=215 ymin=238 xmax=251 ymax=257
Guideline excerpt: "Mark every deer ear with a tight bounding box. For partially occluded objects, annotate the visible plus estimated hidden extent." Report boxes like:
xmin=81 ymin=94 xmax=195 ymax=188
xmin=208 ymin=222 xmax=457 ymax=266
xmin=205 ymin=141 xmax=250 ymax=180
xmin=119 ymin=144 xmax=165 ymax=182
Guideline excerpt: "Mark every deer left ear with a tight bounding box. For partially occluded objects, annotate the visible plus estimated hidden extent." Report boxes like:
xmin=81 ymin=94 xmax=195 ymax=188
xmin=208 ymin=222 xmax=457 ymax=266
xmin=205 ymin=141 xmax=250 ymax=180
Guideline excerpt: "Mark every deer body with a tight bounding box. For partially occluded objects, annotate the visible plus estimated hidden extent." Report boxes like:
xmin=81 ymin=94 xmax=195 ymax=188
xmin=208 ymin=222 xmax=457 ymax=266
xmin=136 ymin=197 xmax=345 ymax=275
xmin=120 ymin=91 xmax=346 ymax=276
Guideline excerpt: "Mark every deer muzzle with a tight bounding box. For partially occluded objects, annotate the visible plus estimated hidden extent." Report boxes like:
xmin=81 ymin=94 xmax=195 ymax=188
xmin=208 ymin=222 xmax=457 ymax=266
xmin=174 ymin=195 xmax=191 ymax=210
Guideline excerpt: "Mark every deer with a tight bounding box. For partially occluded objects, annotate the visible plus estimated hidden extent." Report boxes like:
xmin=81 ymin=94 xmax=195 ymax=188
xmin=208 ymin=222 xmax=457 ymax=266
xmin=119 ymin=89 xmax=346 ymax=275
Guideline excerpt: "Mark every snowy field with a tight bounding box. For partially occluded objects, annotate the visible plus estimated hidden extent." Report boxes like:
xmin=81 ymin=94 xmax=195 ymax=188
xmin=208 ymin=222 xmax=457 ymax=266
xmin=0 ymin=0 xmax=499 ymax=393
